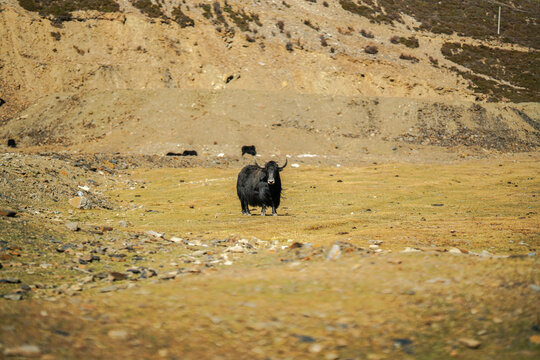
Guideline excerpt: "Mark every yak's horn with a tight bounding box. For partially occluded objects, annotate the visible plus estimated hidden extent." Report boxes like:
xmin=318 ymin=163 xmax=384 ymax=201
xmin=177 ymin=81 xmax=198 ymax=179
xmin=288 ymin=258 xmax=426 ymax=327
xmin=278 ymin=159 xmax=288 ymax=170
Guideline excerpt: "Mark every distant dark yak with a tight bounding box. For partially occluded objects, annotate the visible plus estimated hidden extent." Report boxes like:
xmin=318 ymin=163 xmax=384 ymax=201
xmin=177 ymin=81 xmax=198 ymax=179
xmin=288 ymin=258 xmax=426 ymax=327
xmin=241 ymin=145 xmax=256 ymax=156
xmin=165 ymin=150 xmax=198 ymax=156
xmin=236 ymin=159 xmax=287 ymax=216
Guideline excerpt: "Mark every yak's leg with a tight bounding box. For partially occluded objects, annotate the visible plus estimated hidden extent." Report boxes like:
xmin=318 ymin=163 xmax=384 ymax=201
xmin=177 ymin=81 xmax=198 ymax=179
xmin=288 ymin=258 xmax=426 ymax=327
xmin=240 ymin=199 xmax=247 ymax=215
xmin=271 ymin=203 xmax=278 ymax=216
xmin=261 ymin=205 xmax=266 ymax=216
xmin=243 ymin=200 xmax=252 ymax=216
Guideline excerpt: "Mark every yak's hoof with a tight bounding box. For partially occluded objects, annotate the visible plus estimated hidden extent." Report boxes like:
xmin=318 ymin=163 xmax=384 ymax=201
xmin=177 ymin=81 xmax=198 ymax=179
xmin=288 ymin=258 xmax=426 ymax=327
xmin=272 ymin=213 xmax=278 ymax=216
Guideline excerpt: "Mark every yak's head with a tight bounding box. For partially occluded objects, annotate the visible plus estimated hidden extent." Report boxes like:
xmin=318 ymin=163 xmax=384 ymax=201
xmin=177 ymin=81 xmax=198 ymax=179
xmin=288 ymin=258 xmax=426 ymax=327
xmin=255 ymin=159 xmax=287 ymax=185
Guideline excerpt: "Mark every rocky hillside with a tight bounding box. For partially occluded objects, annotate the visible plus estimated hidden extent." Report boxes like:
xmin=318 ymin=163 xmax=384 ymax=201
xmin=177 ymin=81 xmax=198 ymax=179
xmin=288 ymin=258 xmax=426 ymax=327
xmin=0 ymin=0 xmax=538 ymax=153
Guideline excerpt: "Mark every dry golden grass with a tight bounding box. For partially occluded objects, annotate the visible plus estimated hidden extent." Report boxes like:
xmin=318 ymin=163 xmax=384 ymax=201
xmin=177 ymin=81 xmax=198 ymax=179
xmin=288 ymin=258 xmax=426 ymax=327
xmin=99 ymin=158 xmax=539 ymax=253
xmin=1 ymin=157 xmax=539 ymax=359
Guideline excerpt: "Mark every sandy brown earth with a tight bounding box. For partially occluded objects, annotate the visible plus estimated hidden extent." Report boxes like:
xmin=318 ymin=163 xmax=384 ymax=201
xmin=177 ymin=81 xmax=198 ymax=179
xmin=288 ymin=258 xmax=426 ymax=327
xmin=0 ymin=0 xmax=539 ymax=359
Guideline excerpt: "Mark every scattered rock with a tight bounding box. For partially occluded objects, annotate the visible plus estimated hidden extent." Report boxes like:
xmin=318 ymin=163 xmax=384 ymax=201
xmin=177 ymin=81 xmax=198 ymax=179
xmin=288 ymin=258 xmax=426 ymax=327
xmin=118 ymin=220 xmax=130 ymax=228
xmin=69 ymin=196 xmax=89 ymax=209
xmin=78 ymin=255 xmax=100 ymax=264
xmin=226 ymin=244 xmax=246 ymax=253
xmin=326 ymin=244 xmax=341 ymax=261
xmin=401 ymin=247 xmax=421 ymax=253
xmin=158 ymin=272 xmax=176 ymax=280
xmin=325 ymin=352 xmax=339 ymax=360
xmin=65 ymin=221 xmax=79 ymax=231
xmin=458 ymin=338 xmax=481 ymax=349
xmin=3 ymin=293 xmax=23 ymax=300
xmin=108 ymin=329 xmax=128 ymax=340
xmin=100 ymin=285 xmax=118 ymax=293
xmin=292 ymin=334 xmax=316 ymax=343
xmin=3 ymin=344 xmax=41 ymax=357
xmin=528 ymin=284 xmax=540 ymax=292
xmin=309 ymin=343 xmax=323 ymax=353
xmin=0 ymin=277 xmax=21 ymax=284
xmin=108 ymin=272 xmax=128 ymax=281
xmin=146 ymin=230 xmax=164 ymax=239
xmin=0 ymin=209 xmax=17 ymax=217
xmin=393 ymin=338 xmax=413 ymax=348
xmin=170 ymin=236 xmax=184 ymax=243
xmin=449 ymin=248 xmax=462 ymax=254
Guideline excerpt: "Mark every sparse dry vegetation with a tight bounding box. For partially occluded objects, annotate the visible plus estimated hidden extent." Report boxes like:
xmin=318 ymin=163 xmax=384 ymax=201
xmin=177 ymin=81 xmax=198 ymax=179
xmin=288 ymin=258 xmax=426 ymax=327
xmin=360 ymin=29 xmax=374 ymax=38
xmin=171 ymin=6 xmax=194 ymax=28
xmin=390 ymin=35 xmax=419 ymax=48
xmin=50 ymin=31 xmax=61 ymax=40
xmin=399 ymin=53 xmax=419 ymax=63
xmin=131 ymin=0 xmax=164 ymax=19
xmin=442 ymin=42 xmax=540 ymax=102
xmin=364 ymin=45 xmax=378 ymax=54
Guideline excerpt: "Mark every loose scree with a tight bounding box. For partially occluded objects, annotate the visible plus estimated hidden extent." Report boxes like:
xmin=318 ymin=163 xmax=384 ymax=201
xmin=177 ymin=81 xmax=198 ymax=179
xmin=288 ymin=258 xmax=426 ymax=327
xmin=236 ymin=160 xmax=287 ymax=216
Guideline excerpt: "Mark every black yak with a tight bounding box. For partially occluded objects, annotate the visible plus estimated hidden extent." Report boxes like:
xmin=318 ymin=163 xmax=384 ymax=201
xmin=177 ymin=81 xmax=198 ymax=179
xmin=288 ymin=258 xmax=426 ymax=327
xmin=241 ymin=145 xmax=256 ymax=156
xmin=236 ymin=159 xmax=287 ymax=216
xmin=165 ymin=150 xmax=197 ymax=156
